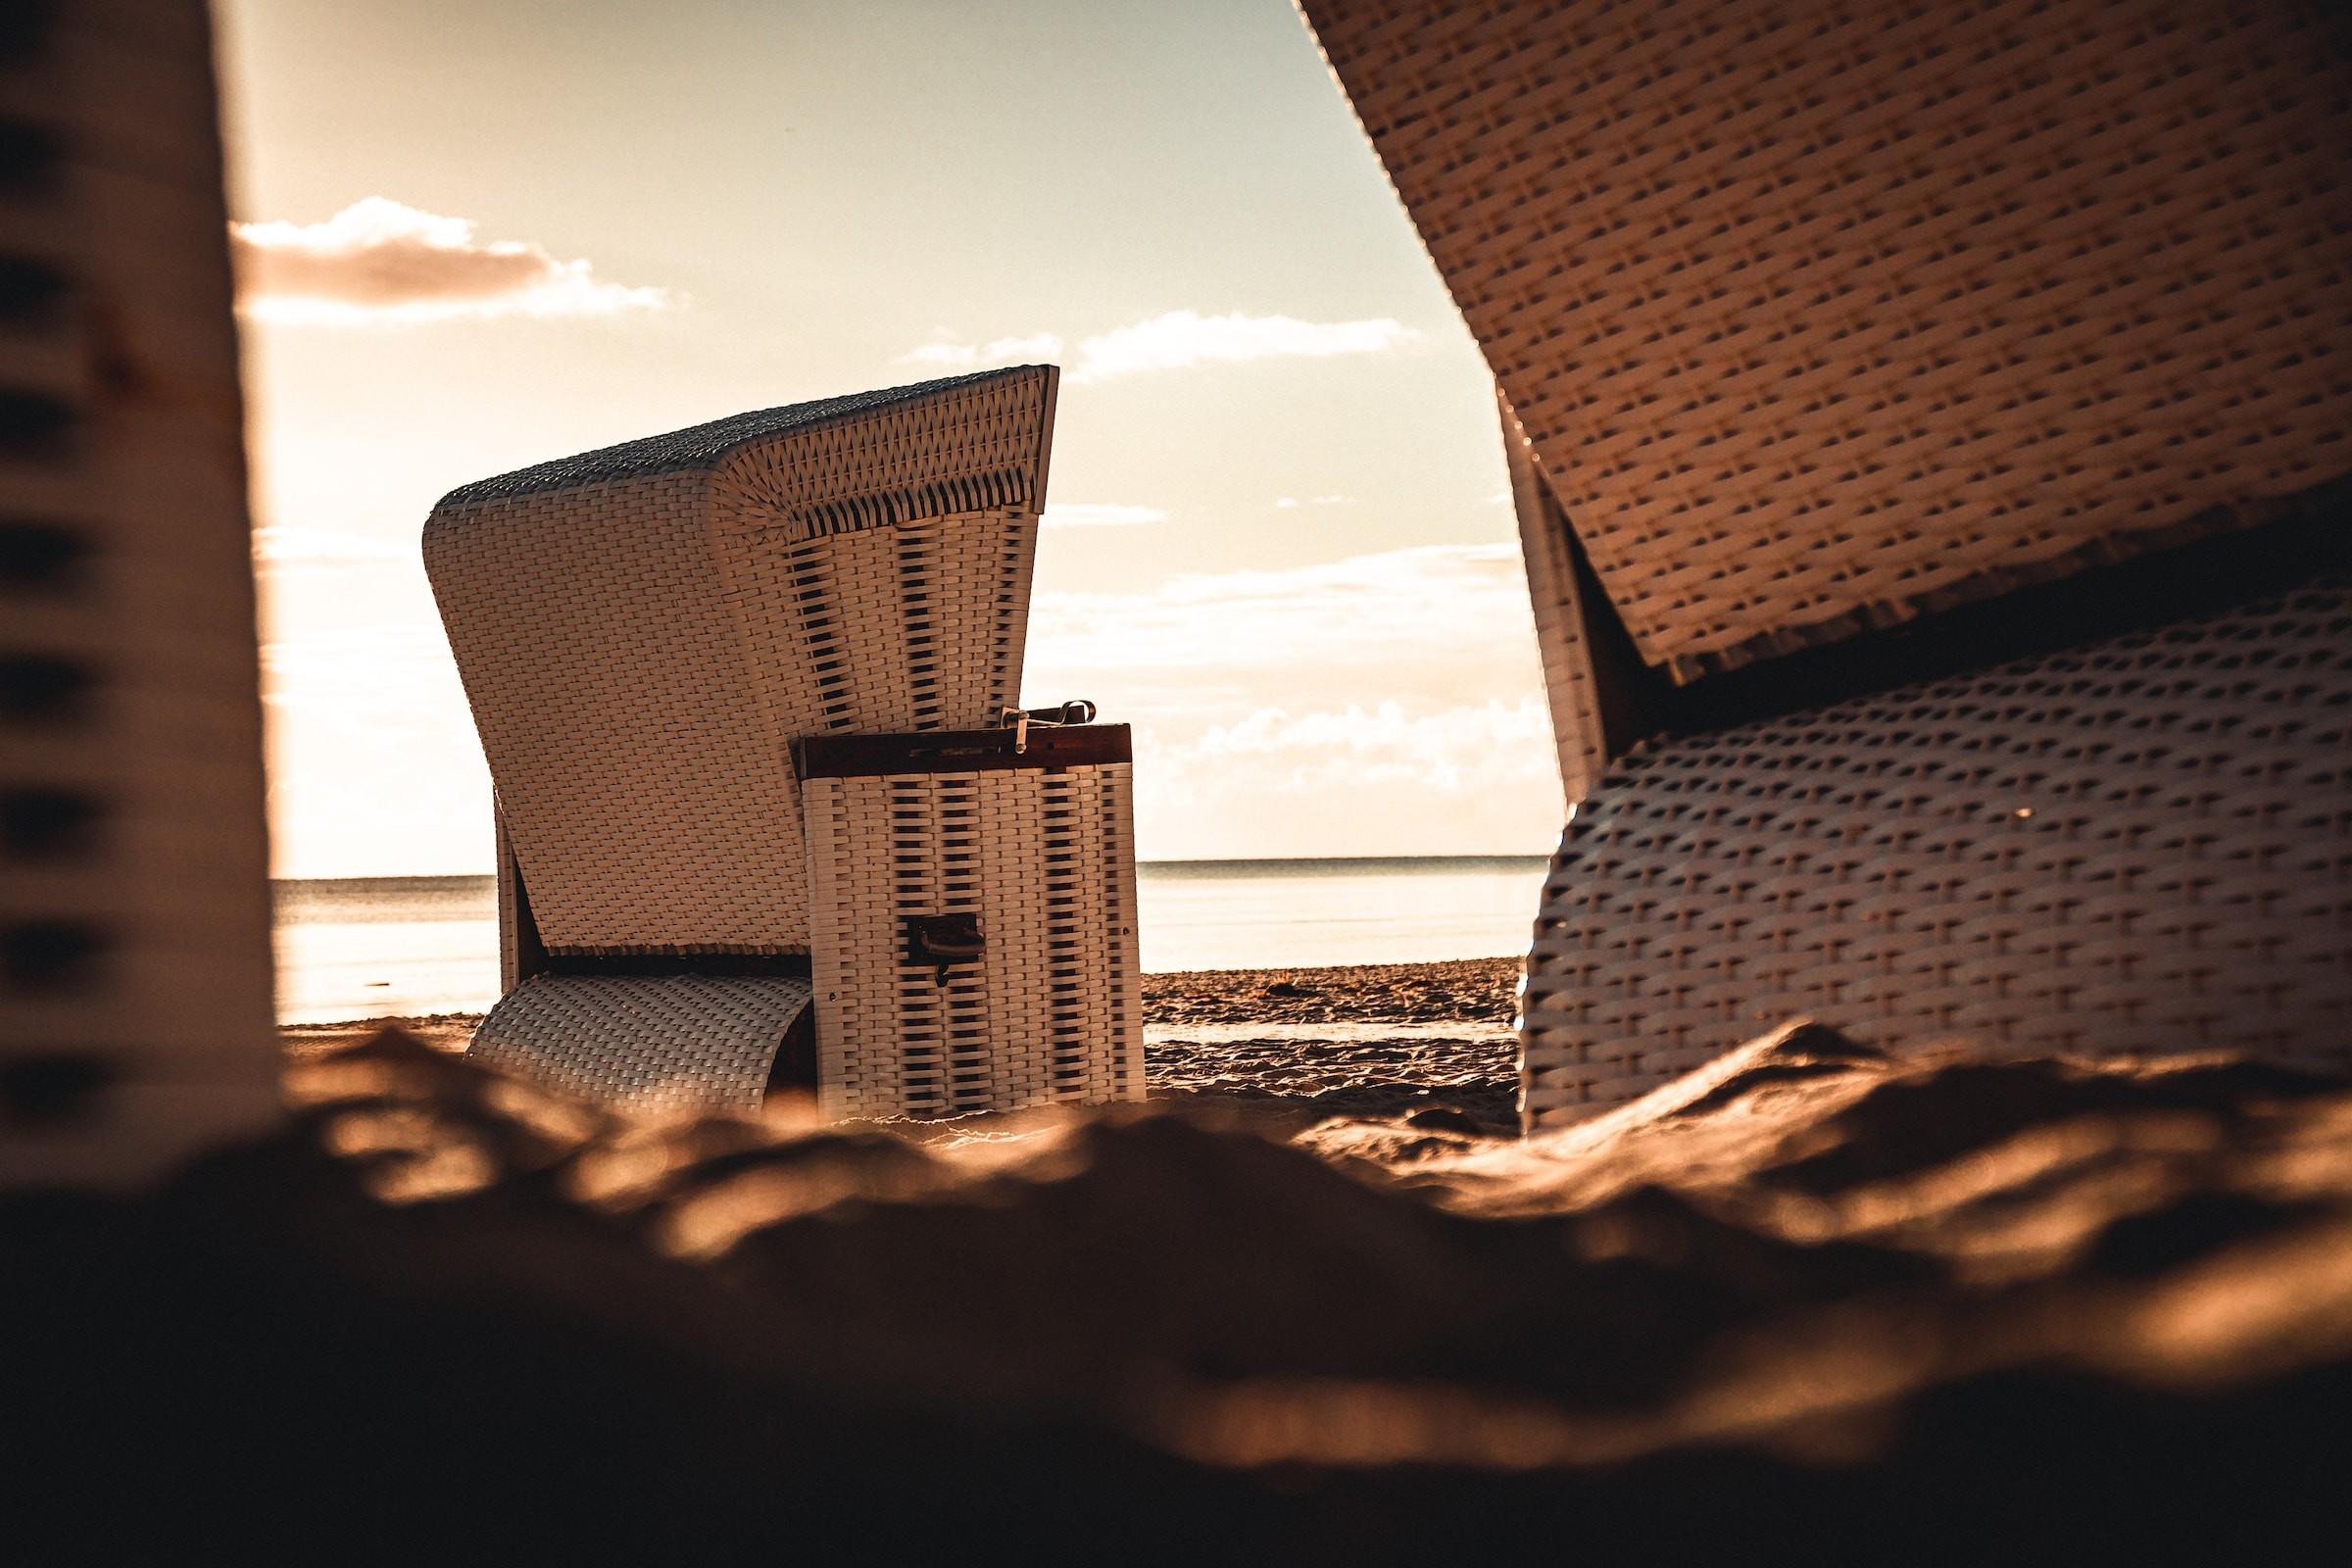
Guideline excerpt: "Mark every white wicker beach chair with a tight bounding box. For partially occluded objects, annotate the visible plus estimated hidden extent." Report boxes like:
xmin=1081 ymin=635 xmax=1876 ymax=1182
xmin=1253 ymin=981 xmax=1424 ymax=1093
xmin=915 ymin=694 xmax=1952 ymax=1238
xmin=1298 ymin=0 xmax=2352 ymax=1129
xmin=428 ymin=368 xmax=1143 ymax=1118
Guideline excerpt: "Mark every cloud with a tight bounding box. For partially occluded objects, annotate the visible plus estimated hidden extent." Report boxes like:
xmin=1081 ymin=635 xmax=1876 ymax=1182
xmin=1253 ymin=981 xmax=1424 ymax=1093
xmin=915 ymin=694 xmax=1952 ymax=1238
xmin=232 ymin=198 xmax=670 ymax=324
xmin=259 ymin=622 xmax=491 ymax=877
xmin=901 ymin=311 xmax=1420 ymax=384
xmin=1166 ymin=697 xmax=1556 ymax=796
xmin=1027 ymin=541 xmax=1533 ymax=703
xmin=1041 ymin=503 xmax=1169 ymax=529
xmin=260 ymin=623 xmax=458 ymax=703
xmin=252 ymin=525 xmax=412 ymax=573
xmin=1273 ymin=494 xmax=1351 ymax=510
xmin=1070 ymin=311 xmax=1417 ymax=382
xmin=1019 ymin=542 xmax=1562 ymax=857
xmin=901 ymin=330 xmax=1065 ymax=369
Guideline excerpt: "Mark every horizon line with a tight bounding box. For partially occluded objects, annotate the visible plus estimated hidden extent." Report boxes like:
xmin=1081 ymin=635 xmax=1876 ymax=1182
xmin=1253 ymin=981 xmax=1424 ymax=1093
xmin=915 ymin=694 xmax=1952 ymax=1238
xmin=270 ymin=850 xmax=1554 ymax=886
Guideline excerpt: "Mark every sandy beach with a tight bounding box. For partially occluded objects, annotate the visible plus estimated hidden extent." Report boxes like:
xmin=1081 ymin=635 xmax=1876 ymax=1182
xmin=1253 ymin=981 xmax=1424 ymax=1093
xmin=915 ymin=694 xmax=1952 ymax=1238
xmin=279 ymin=956 xmax=1529 ymax=1140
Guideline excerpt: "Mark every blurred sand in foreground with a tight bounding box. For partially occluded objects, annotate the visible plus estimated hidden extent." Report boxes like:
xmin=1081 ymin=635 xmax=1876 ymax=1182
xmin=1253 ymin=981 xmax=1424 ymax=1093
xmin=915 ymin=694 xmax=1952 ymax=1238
xmin=13 ymin=958 xmax=2351 ymax=1563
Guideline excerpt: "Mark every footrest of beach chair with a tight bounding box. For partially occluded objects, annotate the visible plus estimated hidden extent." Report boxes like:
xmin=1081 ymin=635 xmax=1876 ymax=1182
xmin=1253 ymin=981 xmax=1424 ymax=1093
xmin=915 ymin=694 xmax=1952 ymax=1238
xmin=467 ymin=973 xmax=813 ymax=1118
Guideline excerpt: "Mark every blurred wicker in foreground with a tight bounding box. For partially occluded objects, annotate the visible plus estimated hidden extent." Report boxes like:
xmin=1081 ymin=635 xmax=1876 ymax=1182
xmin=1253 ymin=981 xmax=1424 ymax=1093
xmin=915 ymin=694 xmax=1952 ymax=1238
xmin=0 ymin=0 xmax=274 ymax=1187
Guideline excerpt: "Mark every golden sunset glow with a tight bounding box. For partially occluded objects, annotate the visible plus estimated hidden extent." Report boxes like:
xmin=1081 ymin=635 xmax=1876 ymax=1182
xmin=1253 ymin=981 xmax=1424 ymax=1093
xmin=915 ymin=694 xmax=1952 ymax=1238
xmin=217 ymin=0 xmax=1557 ymax=876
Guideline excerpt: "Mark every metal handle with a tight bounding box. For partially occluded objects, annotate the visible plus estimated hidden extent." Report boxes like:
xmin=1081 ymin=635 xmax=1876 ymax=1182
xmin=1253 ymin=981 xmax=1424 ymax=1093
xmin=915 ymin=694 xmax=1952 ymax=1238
xmin=904 ymin=912 xmax=984 ymax=980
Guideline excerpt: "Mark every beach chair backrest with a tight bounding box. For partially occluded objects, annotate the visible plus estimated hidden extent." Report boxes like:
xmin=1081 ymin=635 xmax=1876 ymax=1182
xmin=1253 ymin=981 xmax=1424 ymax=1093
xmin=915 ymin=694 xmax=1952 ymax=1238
xmin=424 ymin=367 xmax=1058 ymax=957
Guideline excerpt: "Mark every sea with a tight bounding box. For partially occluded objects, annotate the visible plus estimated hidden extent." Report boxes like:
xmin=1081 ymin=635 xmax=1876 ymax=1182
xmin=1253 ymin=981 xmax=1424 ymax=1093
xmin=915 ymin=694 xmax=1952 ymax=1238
xmin=271 ymin=856 xmax=1550 ymax=1025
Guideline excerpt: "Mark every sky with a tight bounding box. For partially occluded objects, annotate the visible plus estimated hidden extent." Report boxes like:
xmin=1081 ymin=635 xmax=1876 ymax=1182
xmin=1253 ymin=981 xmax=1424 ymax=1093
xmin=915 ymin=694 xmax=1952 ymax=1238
xmin=215 ymin=0 xmax=1562 ymax=876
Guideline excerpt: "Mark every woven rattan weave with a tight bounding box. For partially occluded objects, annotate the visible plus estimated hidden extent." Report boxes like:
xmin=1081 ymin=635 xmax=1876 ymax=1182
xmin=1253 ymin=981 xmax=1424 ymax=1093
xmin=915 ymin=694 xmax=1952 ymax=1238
xmin=801 ymin=726 xmax=1144 ymax=1120
xmin=1299 ymin=0 xmax=2352 ymax=680
xmin=1299 ymin=0 xmax=2352 ymax=1131
xmin=425 ymin=367 xmax=1055 ymax=956
xmin=469 ymin=974 xmax=814 ymax=1119
xmin=1520 ymin=577 xmax=2352 ymax=1129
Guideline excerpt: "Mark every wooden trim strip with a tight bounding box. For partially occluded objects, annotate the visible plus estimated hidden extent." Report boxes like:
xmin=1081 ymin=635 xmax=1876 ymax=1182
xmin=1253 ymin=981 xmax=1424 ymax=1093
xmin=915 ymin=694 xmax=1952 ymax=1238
xmin=1529 ymin=466 xmax=2352 ymax=765
xmin=793 ymin=723 xmax=1132 ymax=779
xmin=1654 ymin=478 xmax=2352 ymax=742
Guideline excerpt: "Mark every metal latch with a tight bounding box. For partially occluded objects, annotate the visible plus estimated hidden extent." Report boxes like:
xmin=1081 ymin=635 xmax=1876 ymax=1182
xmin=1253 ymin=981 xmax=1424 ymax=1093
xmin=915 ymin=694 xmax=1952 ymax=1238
xmin=997 ymin=699 xmax=1098 ymax=756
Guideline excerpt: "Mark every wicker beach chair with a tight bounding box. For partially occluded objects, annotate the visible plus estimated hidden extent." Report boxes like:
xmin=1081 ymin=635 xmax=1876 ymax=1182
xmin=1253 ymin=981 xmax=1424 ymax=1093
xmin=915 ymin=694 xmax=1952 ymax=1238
xmin=426 ymin=368 xmax=1143 ymax=1118
xmin=1298 ymin=0 xmax=2352 ymax=1129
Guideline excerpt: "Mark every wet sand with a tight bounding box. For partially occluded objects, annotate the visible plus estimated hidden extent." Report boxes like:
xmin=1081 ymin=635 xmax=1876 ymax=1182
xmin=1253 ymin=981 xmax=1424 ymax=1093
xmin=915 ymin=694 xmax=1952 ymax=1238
xmin=1142 ymin=958 xmax=1519 ymax=1133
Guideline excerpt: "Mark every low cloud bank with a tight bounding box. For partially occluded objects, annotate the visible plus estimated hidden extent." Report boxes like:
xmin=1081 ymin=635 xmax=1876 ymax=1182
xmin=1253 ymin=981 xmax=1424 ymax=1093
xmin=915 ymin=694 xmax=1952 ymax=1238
xmin=234 ymin=198 xmax=670 ymax=324
xmin=1022 ymin=542 xmax=1560 ymax=858
xmin=903 ymin=310 xmax=1420 ymax=384
xmin=1042 ymin=503 xmax=1170 ymax=529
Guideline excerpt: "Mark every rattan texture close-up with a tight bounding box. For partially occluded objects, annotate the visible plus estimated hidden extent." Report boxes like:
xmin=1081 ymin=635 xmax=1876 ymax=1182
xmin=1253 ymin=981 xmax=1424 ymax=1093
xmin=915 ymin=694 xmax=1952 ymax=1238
xmin=804 ymin=759 xmax=1144 ymax=1121
xmin=424 ymin=367 xmax=1056 ymax=956
xmin=1520 ymin=576 xmax=2352 ymax=1130
xmin=1299 ymin=0 xmax=2352 ymax=682
xmin=467 ymin=974 xmax=814 ymax=1119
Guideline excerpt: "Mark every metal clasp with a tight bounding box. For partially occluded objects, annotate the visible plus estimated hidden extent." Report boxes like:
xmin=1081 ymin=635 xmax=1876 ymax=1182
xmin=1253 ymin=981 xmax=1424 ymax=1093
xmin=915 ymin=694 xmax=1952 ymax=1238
xmin=997 ymin=700 xmax=1098 ymax=756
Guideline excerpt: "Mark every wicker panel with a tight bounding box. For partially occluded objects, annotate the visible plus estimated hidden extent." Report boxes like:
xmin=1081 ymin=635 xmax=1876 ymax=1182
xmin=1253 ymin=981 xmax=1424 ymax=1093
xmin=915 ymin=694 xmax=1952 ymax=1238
xmin=1501 ymin=392 xmax=1605 ymax=806
xmin=427 ymin=472 xmax=808 ymax=954
xmin=423 ymin=369 xmax=1055 ymax=956
xmin=706 ymin=368 xmax=1055 ymax=539
xmin=724 ymin=510 xmax=1036 ymax=739
xmin=1299 ymin=0 xmax=2352 ymax=678
xmin=806 ymin=760 xmax=1144 ymax=1121
xmin=1 ymin=0 xmax=279 ymax=1187
xmin=494 ymin=805 xmax=524 ymax=991
xmin=467 ymin=974 xmax=813 ymax=1118
xmin=1518 ymin=576 xmax=2352 ymax=1131
xmin=1099 ymin=760 xmax=1148 ymax=1098
xmin=439 ymin=368 xmax=1051 ymax=510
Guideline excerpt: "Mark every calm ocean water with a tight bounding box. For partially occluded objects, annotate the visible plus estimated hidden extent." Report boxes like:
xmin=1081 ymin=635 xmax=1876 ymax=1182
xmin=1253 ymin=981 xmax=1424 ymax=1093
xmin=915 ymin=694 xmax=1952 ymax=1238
xmin=271 ymin=857 xmax=1548 ymax=1025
